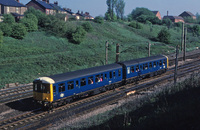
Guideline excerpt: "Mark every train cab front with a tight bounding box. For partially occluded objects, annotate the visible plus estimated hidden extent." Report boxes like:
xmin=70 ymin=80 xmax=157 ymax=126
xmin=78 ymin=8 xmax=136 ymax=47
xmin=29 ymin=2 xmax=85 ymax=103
xmin=33 ymin=77 xmax=54 ymax=107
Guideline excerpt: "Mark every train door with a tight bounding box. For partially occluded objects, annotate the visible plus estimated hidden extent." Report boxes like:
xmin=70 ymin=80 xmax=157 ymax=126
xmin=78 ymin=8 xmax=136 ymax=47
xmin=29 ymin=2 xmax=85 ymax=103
xmin=53 ymin=85 xmax=58 ymax=101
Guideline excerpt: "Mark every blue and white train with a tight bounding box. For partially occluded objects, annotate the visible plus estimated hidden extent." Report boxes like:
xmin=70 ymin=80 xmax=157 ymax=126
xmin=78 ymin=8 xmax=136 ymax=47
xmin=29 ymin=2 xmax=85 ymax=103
xmin=33 ymin=55 xmax=168 ymax=108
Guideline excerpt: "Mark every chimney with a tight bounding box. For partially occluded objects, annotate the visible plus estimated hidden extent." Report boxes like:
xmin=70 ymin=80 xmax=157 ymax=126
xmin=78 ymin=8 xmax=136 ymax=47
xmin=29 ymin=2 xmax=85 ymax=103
xmin=47 ymin=0 xmax=49 ymax=4
xmin=54 ymin=1 xmax=58 ymax=5
xmin=81 ymin=11 xmax=83 ymax=14
xmin=78 ymin=10 xmax=80 ymax=14
xmin=16 ymin=0 xmax=19 ymax=3
xmin=167 ymin=11 xmax=169 ymax=16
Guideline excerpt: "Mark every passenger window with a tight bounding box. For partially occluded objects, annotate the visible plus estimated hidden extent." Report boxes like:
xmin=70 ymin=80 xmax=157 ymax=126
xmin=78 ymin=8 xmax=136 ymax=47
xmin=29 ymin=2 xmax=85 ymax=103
xmin=131 ymin=66 xmax=134 ymax=73
xmin=53 ymin=86 xmax=56 ymax=92
xmin=113 ymin=71 xmax=116 ymax=77
xmin=105 ymin=74 xmax=107 ymax=79
xmin=163 ymin=60 xmax=166 ymax=65
xmin=159 ymin=60 xmax=162 ymax=66
xmin=68 ymin=81 xmax=74 ymax=90
xmin=59 ymin=83 xmax=65 ymax=92
xmin=100 ymin=74 xmax=103 ymax=81
xmin=109 ymin=72 xmax=112 ymax=79
xmin=145 ymin=63 xmax=148 ymax=70
xmin=76 ymin=80 xmax=79 ymax=87
xmin=81 ymin=78 xmax=86 ymax=86
xmin=95 ymin=75 xmax=100 ymax=83
xmin=118 ymin=69 xmax=121 ymax=76
xmin=140 ymin=65 xmax=143 ymax=71
xmin=143 ymin=64 xmax=145 ymax=70
xmin=88 ymin=76 xmax=94 ymax=85
xmin=149 ymin=62 xmax=152 ymax=68
xmin=136 ymin=65 xmax=139 ymax=72
xmin=153 ymin=62 xmax=156 ymax=67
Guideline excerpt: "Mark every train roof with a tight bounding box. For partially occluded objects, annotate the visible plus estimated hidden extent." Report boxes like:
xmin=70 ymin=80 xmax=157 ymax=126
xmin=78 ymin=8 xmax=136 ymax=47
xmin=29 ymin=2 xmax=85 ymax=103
xmin=121 ymin=55 xmax=166 ymax=66
xmin=48 ymin=63 xmax=122 ymax=83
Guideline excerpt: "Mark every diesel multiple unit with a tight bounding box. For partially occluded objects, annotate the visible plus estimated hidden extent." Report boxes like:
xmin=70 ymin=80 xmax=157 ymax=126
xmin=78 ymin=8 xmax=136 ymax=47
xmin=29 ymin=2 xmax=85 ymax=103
xmin=33 ymin=55 xmax=168 ymax=108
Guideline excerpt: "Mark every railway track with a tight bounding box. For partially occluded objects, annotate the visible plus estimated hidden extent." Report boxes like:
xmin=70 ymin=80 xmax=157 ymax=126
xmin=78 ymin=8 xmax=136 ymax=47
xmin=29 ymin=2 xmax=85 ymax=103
xmin=1 ymin=56 xmax=199 ymax=130
xmin=0 ymin=84 xmax=33 ymax=104
xmin=0 ymin=50 xmax=199 ymax=104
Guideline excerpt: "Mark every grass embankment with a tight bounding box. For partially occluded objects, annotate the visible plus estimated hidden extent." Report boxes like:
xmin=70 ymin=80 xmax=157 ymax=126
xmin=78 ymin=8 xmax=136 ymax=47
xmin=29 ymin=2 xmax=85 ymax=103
xmin=68 ymin=73 xmax=200 ymax=130
xmin=0 ymin=21 xmax=200 ymax=87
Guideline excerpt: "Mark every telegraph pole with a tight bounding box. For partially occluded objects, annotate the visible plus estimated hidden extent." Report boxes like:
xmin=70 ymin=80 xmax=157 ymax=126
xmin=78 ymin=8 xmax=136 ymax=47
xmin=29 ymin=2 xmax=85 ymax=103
xmin=174 ymin=45 xmax=179 ymax=85
xmin=116 ymin=43 xmax=120 ymax=63
xmin=148 ymin=42 xmax=151 ymax=57
xmin=181 ymin=23 xmax=184 ymax=52
xmin=105 ymin=41 xmax=109 ymax=65
xmin=183 ymin=27 xmax=187 ymax=61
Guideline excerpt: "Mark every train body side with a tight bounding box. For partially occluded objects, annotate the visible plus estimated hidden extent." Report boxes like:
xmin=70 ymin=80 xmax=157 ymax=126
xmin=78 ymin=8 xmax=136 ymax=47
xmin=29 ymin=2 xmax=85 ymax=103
xmin=120 ymin=55 xmax=168 ymax=80
xmin=33 ymin=63 xmax=123 ymax=104
xmin=33 ymin=55 xmax=168 ymax=106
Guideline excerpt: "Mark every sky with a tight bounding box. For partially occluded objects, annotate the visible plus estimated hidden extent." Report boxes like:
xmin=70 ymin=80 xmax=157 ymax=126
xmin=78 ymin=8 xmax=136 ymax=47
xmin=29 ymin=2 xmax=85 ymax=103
xmin=20 ymin=0 xmax=200 ymax=18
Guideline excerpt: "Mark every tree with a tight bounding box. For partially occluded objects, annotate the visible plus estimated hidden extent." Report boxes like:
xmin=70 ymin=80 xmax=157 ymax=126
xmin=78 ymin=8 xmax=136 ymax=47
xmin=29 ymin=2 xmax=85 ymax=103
xmin=0 ymin=23 xmax=12 ymax=36
xmin=131 ymin=7 xmax=155 ymax=20
xmin=94 ymin=16 xmax=104 ymax=24
xmin=3 ymin=14 xmax=15 ymax=24
xmin=190 ymin=25 xmax=200 ymax=36
xmin=71 ymin=26 xmax=87 ymax=44
xmin=0 ymin=30 xmax=3 ymax=44
xmin=115 ymin=0 xmax=125 ymax=20
xmin=20 ymin=18 xmax=38 ymax=32
xmin=11 ymin=23 xmax=27 ymax=39
xmin=157 ymin=28 xmax=171 ymax=44
xmin=82 ymin=22 xmax=93 ymax=32
xmin=162 ymin=18 xmax=172 ymax=29
xmin=24 ymin=13 xmax=38 ymax=24
xmin=105 ymin=0 xmax=117 ymax=21
xmin=47 ymin=17 xmax=67 ymax=37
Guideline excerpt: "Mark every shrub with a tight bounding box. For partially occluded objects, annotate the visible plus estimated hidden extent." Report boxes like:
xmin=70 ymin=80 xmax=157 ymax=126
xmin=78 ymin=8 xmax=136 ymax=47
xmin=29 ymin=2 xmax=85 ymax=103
xmin=162 ymin=18 xmax=172 ymax=28
xmin=24 ymin=13 xmax=38 ymax=24
xmin=157 ymin=28 xmax=171 ymax=44
xmin=3 ymin=14 xmax=15 ymax=24
xmin=20 ymin=18 xmax=38 ymax=32
xmin=128 ymin=21 xmax=142 ymax=29
xmin=11 ymin=23 xmax=27 ymax=39
xmin=48 ymin=19 xmax=67 ymax=37
xmin=0 ymin=23 xmax=12 ymax=36
xmin=71 ymin=26 xmax=87 ymax=44
xmin=191 ymin=25 xmax=200 ymax=36
xmin=174 ymin=22 xmax=182 ymax=28
xmin=94 ymin=16 xmax=104 ymax=24
xmin=82 ymin=22 xmax=93 ymax=32
xmin=0 ymin=30 xmax=3 ymax=44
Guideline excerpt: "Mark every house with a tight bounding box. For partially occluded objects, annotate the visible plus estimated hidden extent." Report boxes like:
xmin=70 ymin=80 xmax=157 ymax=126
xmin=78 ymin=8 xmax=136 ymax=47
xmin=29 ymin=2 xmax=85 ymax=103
xmin=0 ymin=0 xmax=27 ymax=21
xmin=84 ymin=12 xmax=94 ymax=20
xmin=152 ymin=11 xmax=162 ymax=20
xmin=179 ymin=11 xmax=196 ymax=20
xmin=163 ymin=16 xmax=184 ymax=23
xmin=26 ymin=0 xmax=55 ymax=15
xmin=76 ymin=10 xmax=94 ymax=20
xmin=49 ymin=1 xmax=66 ymax=14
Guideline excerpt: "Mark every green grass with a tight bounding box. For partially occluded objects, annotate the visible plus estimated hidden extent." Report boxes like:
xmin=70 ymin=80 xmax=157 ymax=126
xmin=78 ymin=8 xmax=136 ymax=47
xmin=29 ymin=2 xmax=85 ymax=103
xmin=0 ymin=21 xmax=200 ymax=87
xmin=67 ymin=74 xmax=200 ymax=130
